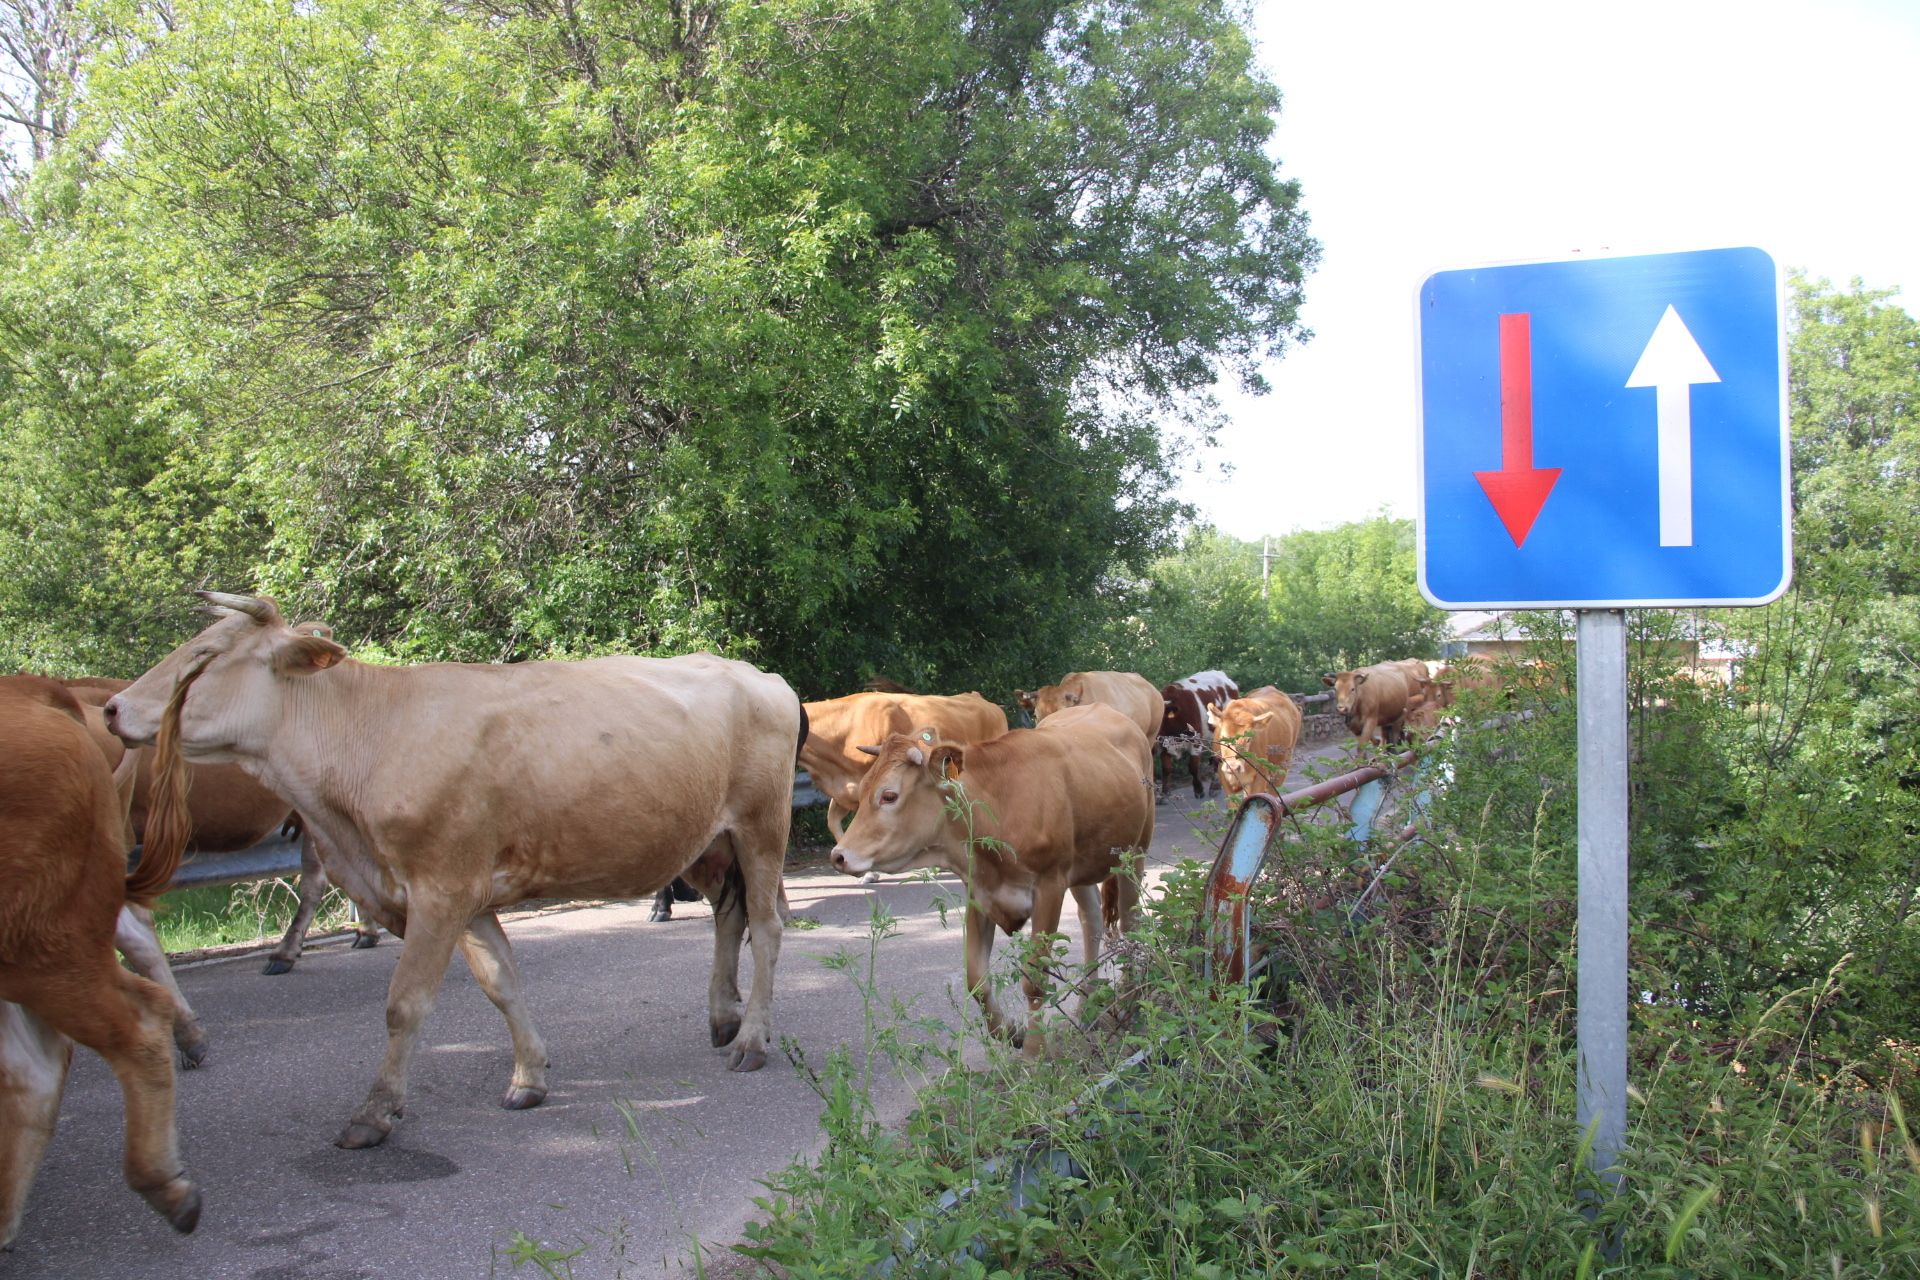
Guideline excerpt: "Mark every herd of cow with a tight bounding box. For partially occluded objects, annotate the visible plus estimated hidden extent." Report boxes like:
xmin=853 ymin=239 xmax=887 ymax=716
xmin=0 ymin=591 xmax=1484 ymax=1248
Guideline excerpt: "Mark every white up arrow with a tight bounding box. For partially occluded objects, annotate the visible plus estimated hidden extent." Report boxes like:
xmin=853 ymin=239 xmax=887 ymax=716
xmin=1626 ymin=305 xmax=1720 ymax=547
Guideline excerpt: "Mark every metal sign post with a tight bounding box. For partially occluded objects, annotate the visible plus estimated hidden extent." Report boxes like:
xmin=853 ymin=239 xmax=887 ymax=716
xmin=1416 ymin=246 xmax=1790 ymax=1200
xmin=1575 ymin=609 xmax=1628 ymax=1189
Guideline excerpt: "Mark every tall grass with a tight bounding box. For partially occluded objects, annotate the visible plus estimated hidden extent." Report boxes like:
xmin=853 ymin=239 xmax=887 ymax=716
xmin=148 ymin=880 xmax=356 ymax=953
xmin=729 ymin=842 xmax=1919 ymax=1278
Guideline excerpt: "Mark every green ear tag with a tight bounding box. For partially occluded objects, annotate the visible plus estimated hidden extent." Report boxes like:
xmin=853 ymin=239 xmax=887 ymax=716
xmin=920 ymin=729 xmax=935 ymax=742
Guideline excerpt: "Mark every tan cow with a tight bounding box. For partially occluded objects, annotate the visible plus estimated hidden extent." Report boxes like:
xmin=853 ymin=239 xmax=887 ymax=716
xmin=104 ymin=592 xmax=802 ymax=1150
xmin=800 ymin=690 xmax=1008 ymax=839
xmin=1321 ymin=662 xmax=1419 ymax=745
xmin=1206 ymin=686 xmax=1303 ymax=803
xmin=1014 ymin=670 xmax=1163 ymax=741
xmin=0 ymin=676 xmax=200 ymax=1245
xmin=829 ymin=704 xmax=1153 ymax=1055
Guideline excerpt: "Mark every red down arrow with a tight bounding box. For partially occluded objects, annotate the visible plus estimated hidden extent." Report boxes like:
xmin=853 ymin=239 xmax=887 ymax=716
xmin=1475 ymin=312 xmax=1561 ymax=547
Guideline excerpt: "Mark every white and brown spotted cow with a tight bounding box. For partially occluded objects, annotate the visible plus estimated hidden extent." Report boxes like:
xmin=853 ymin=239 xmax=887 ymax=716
xmin=1156 ymin=670 xmax=1239 ymax=801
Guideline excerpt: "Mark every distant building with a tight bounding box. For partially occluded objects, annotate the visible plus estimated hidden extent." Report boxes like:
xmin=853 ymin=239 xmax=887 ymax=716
xmin=1442 ymin=610 xmax=1743 ymax=685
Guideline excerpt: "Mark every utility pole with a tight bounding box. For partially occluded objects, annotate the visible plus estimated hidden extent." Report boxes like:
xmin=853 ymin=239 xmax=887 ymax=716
xmin=1261 ymin=536 xmax=1273 ymax=601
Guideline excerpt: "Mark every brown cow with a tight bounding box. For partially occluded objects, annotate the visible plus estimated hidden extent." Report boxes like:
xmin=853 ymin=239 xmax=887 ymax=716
xmin=0 ymin=676 xmax=200 ymax=1245
xmin=1156 ymin=670 xmax=1239 ymax=801
xmin=800 ymin=690 xmax=1008 ymax=840
xmin=1014 ymin=671 xmax=1163 ymax=741
xmin=829 ymin=704 xmax=1153 ymax=1056
xmin=104 ymin=592 xmax=802 ymax=1150
xmin=1321 ymin=662 xmax=1419 ymax=745
xmin=1206 ymin=686 xmax=1303 ymax=803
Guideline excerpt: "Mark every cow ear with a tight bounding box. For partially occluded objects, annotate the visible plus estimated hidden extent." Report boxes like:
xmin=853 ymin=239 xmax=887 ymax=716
xmin=1353 ymin=672 xmax=1369 ymax=686
xmin=1251 ymin=712 xmax=1273 ymax=726
xmin=1320 ymin=674 xmax=1336 ymax=687
xmin=1014 ymin=689 xmax=1034 ymax=708
xmin=855 ymin=743 xmax=882 ymax=757
xmin=929 ymin=743 xmax=965 ymax=784
xmin=273 ymin=632 xmax=347 ymax=676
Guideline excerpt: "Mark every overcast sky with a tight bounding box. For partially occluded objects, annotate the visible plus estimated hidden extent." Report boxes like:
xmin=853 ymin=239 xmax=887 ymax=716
xmin=1176 ymin=0 xmax=1920 ymax=541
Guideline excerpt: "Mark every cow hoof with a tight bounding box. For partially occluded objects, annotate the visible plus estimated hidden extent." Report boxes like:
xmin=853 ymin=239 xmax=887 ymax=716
xmin=648 ymin=905 xmax=671 ymax=922
xmin=166 ymin=1185 xmax=202 ymax=1234
xmin=858 ymin=870 xmax=881 ymax=885
xmin=139 ymin=1178 xmax=201 ymax=1234
xmin=501 ymin=1086 xmax=546 ymax=1111
xmin=177 ymin=1033 xmax=210 ymax=1071
xmin=351 ymin=932 xmax=380 ymax=950
xmin=727 ymin=1045 xmax=768 ymax=1073
xmin=262 ymin=956 xmax=294 ymax=976
xmin=335 ymin=1120 xmax=391 ymax=1150
xmin=710 ymin=1018 xmax=741 ymax=1048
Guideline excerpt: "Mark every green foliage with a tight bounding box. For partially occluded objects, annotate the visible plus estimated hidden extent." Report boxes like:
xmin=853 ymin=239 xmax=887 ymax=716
xmin=0 ymin=0 xmax=1316 ymax=693
xmin=1107 ymin=516 xmax=1448 ymax=691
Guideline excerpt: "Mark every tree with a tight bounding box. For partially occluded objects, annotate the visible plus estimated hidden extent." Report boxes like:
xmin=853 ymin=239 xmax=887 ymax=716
xmin=0 ymin=0 xmax=1317 ymax=696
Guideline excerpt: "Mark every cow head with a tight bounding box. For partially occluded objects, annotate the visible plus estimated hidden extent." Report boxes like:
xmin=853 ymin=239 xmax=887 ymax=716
xmin=830 ymin=729 xmax=965 ymax=877
xmin=1209 ymin=701 xmax=1275 ymax=792
xmin=1026 ymin=682 xmax=1068 ymax=722
xmin=1323 ymin=670 xmax=1366 ymax=717
xmin=103 ymin=592 xmax=348 ymax=761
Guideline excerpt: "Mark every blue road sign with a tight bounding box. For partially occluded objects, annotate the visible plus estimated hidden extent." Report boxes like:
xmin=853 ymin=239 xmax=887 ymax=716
xmin=1417 ymin=246 xmax=1790 ymax=609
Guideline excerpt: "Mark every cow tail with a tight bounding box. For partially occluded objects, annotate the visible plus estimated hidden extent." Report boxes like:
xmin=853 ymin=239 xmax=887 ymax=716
xmin=715 ymin=857 xmax=747 ymax=929
xmin=795 ymin=700 xmax=810 ymax=762
xmin=124 ymin=674 xmax=196 ymax=906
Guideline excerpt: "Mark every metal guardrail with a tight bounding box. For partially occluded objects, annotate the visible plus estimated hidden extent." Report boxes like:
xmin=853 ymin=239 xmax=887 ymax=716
xmin=147 ymin=770 xmax=831 ymax=893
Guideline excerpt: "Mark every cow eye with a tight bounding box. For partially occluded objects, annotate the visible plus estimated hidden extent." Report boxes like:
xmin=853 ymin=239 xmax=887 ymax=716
xmin=879 ymin=788 xmax=900 ymax=805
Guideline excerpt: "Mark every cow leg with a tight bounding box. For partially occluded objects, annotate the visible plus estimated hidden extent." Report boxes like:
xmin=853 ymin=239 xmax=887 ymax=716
xmin=1190 ymin=751 xmax=1207 ymax=798
xmin=647 ymin=885 xmax=674 ymax=923
xmin=21 ymin=964 xmax=199 ymax=1233
xmin=338 ymin=904 xmax=466 ymax=1149
xmin=1153 ymin=747 xmax=1169 ymax=804
xmin=725 ymin=825 xmax=786 ymax=1074
xmin=1018 ymin=884 xmax=1070 ymax=1059
xmin=1069 ymin=884 xmax=1103 ymax=973
xmin=457 ymin=911 xmax=549 ymax=1111
xmin=962 ymin=900 xmax=1007 ymax=1040
xmin=265 ymin=832 xmax=330 ymax=975
xmin=114 ymin=906 xmax=208 ymax=1070
xmin=706 ymin=867 xmax=747 ymax=1050
xmin=0 ymin=1001 xmax=72 ymax=1250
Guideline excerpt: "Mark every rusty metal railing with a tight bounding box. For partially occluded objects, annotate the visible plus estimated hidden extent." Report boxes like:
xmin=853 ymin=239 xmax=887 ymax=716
xmin=1202 ymin=743 xmax=1428 ymax=984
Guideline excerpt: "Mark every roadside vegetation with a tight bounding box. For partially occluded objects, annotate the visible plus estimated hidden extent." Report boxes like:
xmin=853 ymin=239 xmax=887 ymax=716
xmin=148 ymin=882 xmax=357 ymax=955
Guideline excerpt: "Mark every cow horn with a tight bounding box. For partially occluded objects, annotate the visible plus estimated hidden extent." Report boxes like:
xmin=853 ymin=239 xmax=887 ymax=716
xmin=194 ymin=590 xmax=277 ymax=622
xmin=855 ymin=744 xmax=881 ymax=757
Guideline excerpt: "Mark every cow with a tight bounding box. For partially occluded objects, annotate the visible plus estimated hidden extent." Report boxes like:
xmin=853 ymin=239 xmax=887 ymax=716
xmin=1321 ymin=661 xmax=1420 ymax=746
xmin=0 ymin=675 xmax=200 ymax=1245
xmin=1155 ymin=670 xmax=1239 ymax=801
xmin=828 ymin=704 xmax=1153 ymax=1056
xmin=1206 ymin=686 xmax=1303 ymax=804
xmin=800 ymin=689 xmax=1009 ymax=840
xmin=104 ymin=592 xmax=803 ymax=1150
xmin=1014 ymin=671 xmax=1162 ymax=741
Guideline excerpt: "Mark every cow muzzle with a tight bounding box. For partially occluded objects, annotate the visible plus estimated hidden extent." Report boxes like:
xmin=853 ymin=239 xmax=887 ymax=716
xmin=100 ymin=695 xmax=156 ymax=748
xmin=829 ymin=846 xmax=873 ymax=877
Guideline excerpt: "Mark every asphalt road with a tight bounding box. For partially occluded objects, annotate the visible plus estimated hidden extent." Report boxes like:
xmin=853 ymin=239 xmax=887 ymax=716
xmin=3 ymin=739 xmax=1358 ymax=1280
